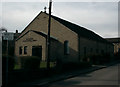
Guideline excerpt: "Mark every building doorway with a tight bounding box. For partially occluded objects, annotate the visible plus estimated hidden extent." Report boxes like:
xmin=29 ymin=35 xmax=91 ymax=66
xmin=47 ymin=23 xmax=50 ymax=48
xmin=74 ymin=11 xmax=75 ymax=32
xmin=32 ymin=46 xmax=42 ymax=58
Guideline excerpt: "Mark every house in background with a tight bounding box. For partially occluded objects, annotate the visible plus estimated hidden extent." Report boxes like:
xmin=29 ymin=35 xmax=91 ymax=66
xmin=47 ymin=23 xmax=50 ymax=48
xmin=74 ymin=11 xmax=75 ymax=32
xmin=15 ymin=11 xmax=114 ymax=63
xmin=105 ymin=38 xmax=120 ymax=54
xmin=2 ymin=30 xmax=20 ymax=56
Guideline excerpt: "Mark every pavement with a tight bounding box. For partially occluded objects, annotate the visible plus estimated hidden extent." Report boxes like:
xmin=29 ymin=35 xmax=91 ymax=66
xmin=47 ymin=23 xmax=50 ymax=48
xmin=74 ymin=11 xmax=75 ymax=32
xmin=48 ymin=63 xmax=119 ymax=86
xmin=9 ymin=60 xmax=120 ymax=87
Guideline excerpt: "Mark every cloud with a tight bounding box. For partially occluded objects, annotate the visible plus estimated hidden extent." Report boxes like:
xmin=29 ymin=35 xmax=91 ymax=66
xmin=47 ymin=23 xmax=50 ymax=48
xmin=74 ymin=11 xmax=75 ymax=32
xmin=2 ymin=2 xmax=47 ymax=32
xmin=1 ymin=0 xmax=119 ymax=2
xmin=1 ymin=2 xmax=118 ymax=38
xmin=52 ymin=2 xmax=118 ymax=38
xmin=0 ymin=3 xmax=2 ymax=27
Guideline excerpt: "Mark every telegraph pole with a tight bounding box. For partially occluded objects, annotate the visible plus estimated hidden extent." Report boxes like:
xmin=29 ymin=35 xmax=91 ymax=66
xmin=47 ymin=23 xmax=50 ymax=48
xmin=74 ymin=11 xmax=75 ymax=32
xmin=6 ymin=37 xmax=8 ymax=87
xmin=47 ymin=0 xmax=52 ymax=70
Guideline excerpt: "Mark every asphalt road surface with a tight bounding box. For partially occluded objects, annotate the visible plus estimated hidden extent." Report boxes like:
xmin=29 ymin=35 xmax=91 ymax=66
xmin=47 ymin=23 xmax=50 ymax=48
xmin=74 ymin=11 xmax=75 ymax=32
xmin=47 ymin=63 xmax=120 ymax=87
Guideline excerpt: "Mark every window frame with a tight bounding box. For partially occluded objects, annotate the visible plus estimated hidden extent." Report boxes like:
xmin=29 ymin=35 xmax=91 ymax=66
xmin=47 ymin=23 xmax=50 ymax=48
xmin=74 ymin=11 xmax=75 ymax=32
xmin=24 ymin=46 xmax=27 ymax=54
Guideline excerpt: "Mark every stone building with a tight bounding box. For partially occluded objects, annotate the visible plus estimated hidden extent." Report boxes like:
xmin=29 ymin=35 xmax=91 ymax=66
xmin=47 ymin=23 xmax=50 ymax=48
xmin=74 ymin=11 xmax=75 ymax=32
xmin=15 ymin=11 xmax=114 ymax=63
xmin=106 ymin=38 xmax=120 ymax=54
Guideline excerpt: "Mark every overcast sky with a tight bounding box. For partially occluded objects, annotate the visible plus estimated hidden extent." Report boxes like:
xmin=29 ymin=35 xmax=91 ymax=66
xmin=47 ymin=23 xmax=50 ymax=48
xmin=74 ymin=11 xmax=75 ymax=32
xmin=0 ymin=0 xmax=119 ymax=38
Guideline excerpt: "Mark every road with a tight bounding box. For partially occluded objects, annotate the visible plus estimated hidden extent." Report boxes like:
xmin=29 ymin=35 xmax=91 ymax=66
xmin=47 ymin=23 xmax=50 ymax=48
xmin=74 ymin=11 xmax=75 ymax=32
xmin=47 ymin=63 xmax=119 ymax=87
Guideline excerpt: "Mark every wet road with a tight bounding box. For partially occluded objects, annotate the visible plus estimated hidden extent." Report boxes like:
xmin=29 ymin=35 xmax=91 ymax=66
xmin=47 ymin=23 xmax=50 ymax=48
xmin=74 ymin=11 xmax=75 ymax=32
xmin=48 ymin=64 xmax=119 ymax=87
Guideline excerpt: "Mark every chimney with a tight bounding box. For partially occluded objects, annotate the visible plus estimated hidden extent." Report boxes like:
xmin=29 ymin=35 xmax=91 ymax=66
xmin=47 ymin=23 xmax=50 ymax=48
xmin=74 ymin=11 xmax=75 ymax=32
xmin=44 ymin=7 xmax=47 ymax=13
xmin=16 ymin=30 xmax=18 ymax=33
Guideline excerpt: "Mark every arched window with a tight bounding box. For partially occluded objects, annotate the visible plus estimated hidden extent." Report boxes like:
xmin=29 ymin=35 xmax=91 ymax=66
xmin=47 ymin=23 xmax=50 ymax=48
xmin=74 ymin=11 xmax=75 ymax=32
xmin=19 ymin=46 xmax=22 ymax=55
xmin=64 ymin=40 xmax=69 ymax=55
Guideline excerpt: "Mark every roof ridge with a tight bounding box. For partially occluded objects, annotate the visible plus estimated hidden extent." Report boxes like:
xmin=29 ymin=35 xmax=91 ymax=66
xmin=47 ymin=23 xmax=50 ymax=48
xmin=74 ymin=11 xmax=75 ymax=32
xmin=49 ymin=12 xmax=107 ymax=43
xmin=16 ymin=11 xmax=111 ymax=44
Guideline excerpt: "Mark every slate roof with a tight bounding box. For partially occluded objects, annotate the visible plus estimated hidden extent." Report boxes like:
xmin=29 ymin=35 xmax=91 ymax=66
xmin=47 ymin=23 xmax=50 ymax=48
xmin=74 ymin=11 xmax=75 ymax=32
xmin=16 ymin=11 xmax=112 ymax=45
xmin=105 ymin=38 xmax=120 ymax=43
xmin=51 ymin=14 xmax=110 ymax=44
xmin=33 ymin=30 xmax=57 ymax=41
xmin=16 ymin=30 xmax=57 ymax=41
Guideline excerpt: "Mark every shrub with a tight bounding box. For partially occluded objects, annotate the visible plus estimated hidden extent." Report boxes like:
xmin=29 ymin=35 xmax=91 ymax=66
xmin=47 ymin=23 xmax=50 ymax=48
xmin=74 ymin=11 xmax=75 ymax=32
xmin=2 ymin=54 xmax=15 ymax=72
xmin=19 ymin=56 xmax=41 ymax=70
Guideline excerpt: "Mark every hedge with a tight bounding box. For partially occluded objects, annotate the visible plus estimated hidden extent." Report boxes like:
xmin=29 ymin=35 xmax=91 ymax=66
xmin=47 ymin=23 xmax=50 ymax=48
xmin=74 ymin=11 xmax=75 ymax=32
xmin=2 ymin=55 xmax=15 ymax=72
xmin=19 ymin=56 xmax=41 ymax=70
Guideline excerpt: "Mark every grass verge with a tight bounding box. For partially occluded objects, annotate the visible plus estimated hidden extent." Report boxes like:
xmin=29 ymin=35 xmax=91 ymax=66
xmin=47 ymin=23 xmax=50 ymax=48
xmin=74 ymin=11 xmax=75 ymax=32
xmin=14 ymin=61 xmax=55 ymax=70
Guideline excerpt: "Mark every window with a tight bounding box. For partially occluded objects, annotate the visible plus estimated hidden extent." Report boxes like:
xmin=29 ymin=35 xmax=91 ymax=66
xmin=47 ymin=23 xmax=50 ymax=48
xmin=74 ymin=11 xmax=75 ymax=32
xmin=64 ymin=40 xmax=69 ymax=55
xmin=19 ymin=46 xmax=22 ymax=55
xmin=24 ymin=46 xmax=27 ymax=54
